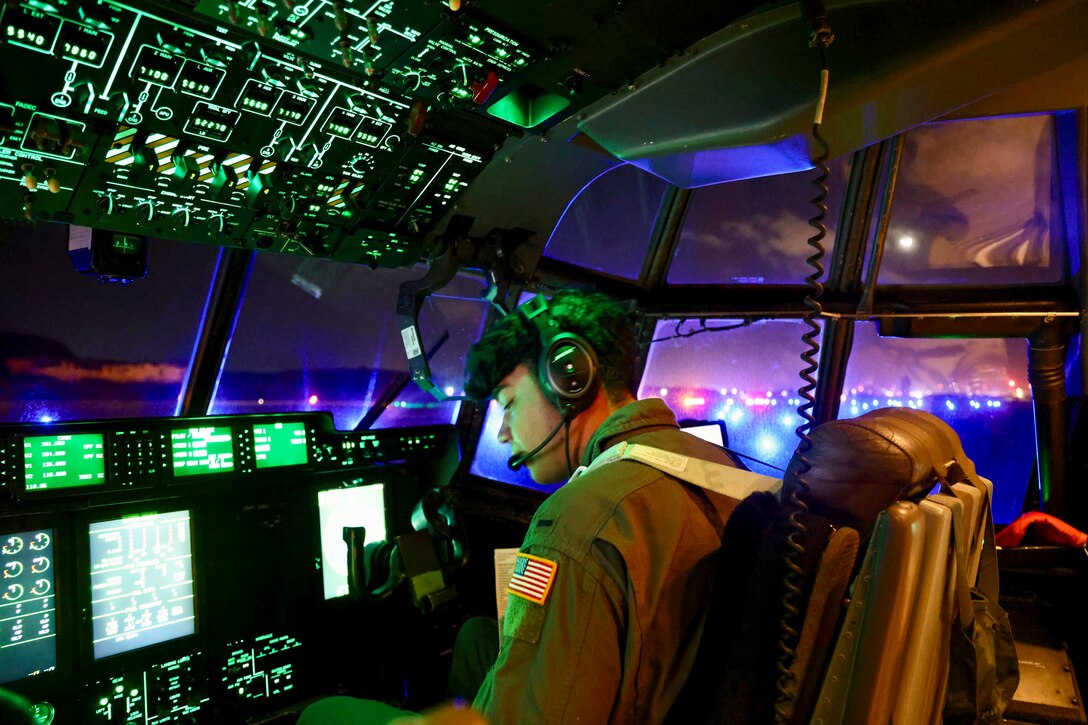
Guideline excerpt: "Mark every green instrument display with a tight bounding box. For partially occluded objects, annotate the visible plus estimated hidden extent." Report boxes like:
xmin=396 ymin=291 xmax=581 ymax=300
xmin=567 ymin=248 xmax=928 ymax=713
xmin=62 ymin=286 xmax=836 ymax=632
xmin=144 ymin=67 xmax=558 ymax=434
xmin=253 ymin=422 xmax=308 ymax=469
xmin=24 ymin=434 xmax=106 ymax=491
xmin=171 ymin=427 xmax=235 ymax=476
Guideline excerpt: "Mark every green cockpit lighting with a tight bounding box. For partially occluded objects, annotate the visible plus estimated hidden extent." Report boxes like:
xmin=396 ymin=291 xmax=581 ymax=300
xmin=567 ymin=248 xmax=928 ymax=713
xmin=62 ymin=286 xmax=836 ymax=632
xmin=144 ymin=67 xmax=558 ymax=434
xmin=487 ymin=84 xmax=570 ymax=128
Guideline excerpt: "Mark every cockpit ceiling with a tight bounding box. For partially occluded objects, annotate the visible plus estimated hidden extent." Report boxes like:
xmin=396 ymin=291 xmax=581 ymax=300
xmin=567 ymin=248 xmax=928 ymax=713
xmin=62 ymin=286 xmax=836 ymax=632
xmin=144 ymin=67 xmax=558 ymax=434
xmin=576 ymin=0 xmax=1088 ymax=187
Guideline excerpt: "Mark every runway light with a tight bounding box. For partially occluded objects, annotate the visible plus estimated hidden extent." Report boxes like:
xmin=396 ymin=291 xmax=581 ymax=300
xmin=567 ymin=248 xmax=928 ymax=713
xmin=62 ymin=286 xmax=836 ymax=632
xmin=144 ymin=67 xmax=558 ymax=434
xmin=898 ymin=235 xmax=915 ymax=250
xmin=756 ymin=435 xmax=780 ymax=456
xmin=945 ymin=400 xmax=956 ymax=411
xmin=258 ymin=398 xmax=265 ymax=405
xmin=1015 ymin=388 xmax=1024 ymax=399
xmin=308 ymin=394 xmax=318 ymax=405
xmin=1008 ymin=379 xmax=1016 ymax=388
xmin=444 ymin=386 xmax=455 ymax=397
xmin=683 ymin=396 xmax=705 ymax=407
xmin=38 ymin=415 xmax=53 ymax=423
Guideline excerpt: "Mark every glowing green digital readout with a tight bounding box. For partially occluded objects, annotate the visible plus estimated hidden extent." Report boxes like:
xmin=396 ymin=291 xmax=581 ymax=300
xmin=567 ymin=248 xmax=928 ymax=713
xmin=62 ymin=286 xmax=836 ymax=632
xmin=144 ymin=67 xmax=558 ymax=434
xmin=111 ymin=236 xmax=141 ymax=255
xmin=171 ymin=427 xmax=234 ymax=476
xmin=24 ymin=433 xmax=106 ymax=491
xmin=253 ymin=422 xmax=308 ymax=469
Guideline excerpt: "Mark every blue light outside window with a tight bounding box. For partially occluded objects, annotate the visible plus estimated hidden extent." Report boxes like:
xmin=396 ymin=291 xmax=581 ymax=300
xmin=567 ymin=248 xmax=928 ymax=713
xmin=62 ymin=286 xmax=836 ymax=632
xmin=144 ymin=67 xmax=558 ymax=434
xmin=840 ymin=322 xmax=1034 ymax=524
xmin=638 ymin=318 xmax=824 ymax=477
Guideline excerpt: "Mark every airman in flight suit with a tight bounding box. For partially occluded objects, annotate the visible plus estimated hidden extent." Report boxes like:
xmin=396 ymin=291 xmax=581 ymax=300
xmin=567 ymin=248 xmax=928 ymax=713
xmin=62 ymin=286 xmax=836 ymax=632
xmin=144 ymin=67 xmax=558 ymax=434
xmin=465 ymin=289 xmax=748 ymax=723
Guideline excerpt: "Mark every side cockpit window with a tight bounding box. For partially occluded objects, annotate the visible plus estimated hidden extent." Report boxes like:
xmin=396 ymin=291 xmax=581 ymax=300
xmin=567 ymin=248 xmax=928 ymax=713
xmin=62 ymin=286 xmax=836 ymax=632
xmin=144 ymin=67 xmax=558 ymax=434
xmin=841 ymin=324 xmax=1033 ymax=525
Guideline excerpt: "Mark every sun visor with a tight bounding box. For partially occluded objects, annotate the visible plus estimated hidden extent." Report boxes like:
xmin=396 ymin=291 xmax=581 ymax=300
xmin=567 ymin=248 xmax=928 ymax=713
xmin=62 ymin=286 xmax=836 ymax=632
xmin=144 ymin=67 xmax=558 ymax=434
xmin=577 ymin=0 xmax=1088 ymax=188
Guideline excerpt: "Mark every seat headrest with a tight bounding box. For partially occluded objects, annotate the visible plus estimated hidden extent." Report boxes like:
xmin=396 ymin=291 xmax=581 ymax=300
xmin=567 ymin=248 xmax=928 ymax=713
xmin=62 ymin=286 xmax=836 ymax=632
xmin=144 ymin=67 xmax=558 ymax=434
xmin=782 ymin=408 xmax=975 ymax=539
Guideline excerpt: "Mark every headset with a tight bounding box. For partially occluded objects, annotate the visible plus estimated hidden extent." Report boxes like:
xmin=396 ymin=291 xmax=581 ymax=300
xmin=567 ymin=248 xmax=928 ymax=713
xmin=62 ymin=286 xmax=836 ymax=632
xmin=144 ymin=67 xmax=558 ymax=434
xmin=507 ymin=294 xmax=601 ymax=471
xmin=519 ymin=294 xmax=600 ymax=413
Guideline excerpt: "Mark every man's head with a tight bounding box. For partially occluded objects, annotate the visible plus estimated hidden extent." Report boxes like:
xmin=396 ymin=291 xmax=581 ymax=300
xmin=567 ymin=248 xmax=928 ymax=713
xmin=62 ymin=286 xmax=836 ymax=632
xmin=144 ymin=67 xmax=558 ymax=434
xmin=465 ymin=289 xmax=638 ymax=483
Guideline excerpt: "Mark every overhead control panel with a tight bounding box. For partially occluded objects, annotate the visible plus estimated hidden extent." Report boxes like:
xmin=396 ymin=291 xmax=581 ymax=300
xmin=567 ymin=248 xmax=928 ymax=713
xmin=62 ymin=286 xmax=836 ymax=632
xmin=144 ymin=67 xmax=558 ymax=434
xmin=0 ymin=0 xmax=748 ymax=267
xmin=0 ymin=0 xmax=508 ymax=267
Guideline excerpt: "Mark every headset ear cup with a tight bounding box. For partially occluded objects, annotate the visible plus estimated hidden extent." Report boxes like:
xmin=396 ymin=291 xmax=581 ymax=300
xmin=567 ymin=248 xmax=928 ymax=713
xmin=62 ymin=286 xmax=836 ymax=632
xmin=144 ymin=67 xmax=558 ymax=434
xmin=520 ymin=294 xmax=601 ymax=412
xmin=539 ymin=333 xmax=599 ymax=411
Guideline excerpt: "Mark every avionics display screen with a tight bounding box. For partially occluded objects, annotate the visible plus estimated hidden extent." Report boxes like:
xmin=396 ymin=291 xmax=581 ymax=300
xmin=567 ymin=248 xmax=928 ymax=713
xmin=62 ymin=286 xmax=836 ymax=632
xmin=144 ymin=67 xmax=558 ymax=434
xmin=171 ymin=427 xmax=234 ymax=476
xmin=317 ymin=485 xmax=386 ymax=600
xmin=253 ymin=422 xmax=308 ymax=469
xmin=0 ymin=528 xmax=56 ymax=683
xmin=89 ymin=511 xmax=196 ymax=659
xmin=24 ymin=434 xmax=106 ymax=491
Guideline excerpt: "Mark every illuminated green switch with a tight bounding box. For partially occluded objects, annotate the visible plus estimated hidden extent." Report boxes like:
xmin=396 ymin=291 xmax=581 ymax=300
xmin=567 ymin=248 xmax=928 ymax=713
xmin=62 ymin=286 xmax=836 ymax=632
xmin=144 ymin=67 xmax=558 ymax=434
xmin=245 ymin=165 xmax=276 ymax=208
xmin=210 ymin=159 xmax=239 ymax=198
xmin=171 ymin=150 xmax=200 ymax=182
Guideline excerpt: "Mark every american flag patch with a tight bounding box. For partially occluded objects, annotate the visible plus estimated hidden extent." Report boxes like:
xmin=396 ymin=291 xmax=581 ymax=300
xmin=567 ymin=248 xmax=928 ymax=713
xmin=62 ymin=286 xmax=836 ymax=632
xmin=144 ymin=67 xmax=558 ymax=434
xmin=507 ymin=553 xmax=557 ymax=605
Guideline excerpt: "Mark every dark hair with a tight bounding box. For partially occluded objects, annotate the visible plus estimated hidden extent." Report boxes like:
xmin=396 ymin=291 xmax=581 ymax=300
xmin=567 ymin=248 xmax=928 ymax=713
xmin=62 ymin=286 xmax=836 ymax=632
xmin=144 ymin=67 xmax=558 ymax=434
xmin=465 ymin=289 xmax=637 ymax=404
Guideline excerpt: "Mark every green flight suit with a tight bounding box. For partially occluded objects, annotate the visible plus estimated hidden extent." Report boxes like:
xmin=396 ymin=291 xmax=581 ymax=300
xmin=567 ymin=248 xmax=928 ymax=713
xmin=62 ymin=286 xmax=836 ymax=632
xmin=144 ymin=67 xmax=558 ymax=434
xmin=475 ymin=398 xmax=742 ymax=724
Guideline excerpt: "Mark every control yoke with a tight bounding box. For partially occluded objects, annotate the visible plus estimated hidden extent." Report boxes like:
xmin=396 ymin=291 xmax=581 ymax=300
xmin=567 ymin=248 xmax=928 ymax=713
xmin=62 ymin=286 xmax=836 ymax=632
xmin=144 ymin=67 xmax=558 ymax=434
xmin=343 ymin=487 xmax=466 ymax=613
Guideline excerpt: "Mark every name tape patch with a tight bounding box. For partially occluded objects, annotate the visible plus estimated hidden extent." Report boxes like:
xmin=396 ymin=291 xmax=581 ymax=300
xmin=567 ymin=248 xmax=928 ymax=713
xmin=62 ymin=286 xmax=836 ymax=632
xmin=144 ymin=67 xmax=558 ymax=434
xmin=507 ymin=553 xmax=557 ymax=605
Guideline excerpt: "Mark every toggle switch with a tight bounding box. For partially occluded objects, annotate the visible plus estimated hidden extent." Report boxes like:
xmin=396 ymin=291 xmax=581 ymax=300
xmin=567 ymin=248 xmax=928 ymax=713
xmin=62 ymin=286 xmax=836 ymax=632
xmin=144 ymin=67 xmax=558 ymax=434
xmin=362 ymin=45 xmax=377 ymax=76
xmin=21 ymin=164 xmax=37 ymax=191
xmin=338 ymin=38 xmax=353 ymax=68
xmin=333 ymin=1 xmax=349 ymax=32
xmin=256 ymin=2 xmax=272 ymax=37
xmin=43 ymin=168 xmax=60 ymax=194
xmin=366 ymin=15 xmax=380 ymax=45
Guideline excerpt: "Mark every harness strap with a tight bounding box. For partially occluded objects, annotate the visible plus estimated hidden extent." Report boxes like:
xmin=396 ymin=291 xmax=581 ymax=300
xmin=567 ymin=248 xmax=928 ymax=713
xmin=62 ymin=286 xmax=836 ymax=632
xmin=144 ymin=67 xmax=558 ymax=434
xmin=571 ymin=441 xmax=782 ymax=500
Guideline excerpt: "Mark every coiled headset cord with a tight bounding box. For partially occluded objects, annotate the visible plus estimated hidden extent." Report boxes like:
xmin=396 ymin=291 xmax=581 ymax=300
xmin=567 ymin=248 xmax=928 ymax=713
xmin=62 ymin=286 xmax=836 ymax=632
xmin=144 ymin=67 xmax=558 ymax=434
xmin=774 ymin=37 xmax=832 ymax=722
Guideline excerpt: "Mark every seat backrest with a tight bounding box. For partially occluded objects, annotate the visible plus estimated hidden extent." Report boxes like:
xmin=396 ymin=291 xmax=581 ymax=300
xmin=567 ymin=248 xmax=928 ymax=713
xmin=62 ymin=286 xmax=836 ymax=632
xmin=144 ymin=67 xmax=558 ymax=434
xmin=677 ymin=408 xmax=995 ymax=725
xmin=665 ymin=492 xmax=833 ymax=725
xmin=788 ymin=408 xmax=998 ymax=725
xmin=784 ymin=525 xmax=860 ymax=724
